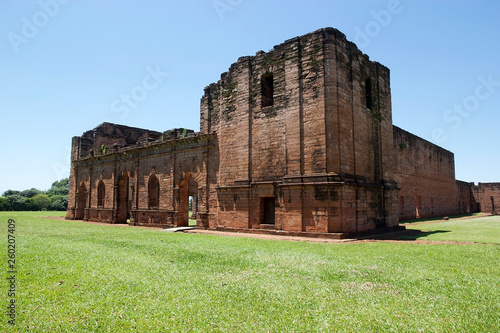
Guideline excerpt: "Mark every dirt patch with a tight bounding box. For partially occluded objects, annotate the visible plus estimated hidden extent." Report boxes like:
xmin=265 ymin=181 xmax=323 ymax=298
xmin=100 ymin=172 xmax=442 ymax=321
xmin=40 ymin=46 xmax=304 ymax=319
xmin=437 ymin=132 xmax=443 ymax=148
xmin=40 ymin=216 xmax=67 ymax=221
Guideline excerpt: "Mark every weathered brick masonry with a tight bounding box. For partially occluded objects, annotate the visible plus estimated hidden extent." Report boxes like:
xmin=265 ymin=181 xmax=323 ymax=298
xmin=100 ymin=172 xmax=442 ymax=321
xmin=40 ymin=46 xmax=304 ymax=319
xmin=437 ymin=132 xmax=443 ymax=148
xmin=394 ymin=126 xmax=461 ymax=220
xmin=66 ymin=123 xmax=218 ymax=228
xmin=200 ymin=28 xmax=399 ymax=234
xmin=66 ymin=27 xmax=497 ymax=234
xmin=472 ymin=183 xmax=500 ymax=214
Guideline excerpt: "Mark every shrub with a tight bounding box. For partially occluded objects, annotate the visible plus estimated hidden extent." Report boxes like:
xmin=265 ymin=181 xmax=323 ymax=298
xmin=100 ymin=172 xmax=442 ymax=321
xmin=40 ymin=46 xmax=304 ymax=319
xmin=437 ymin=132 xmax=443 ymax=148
xmin=50 ymin=195 xmax=68 ymax=211
xmin=32 ymin=194 xmax=51 ymax=211
xmin=6 ymin=195 xmax=26 ymax=211
xmin=0 ymin=196 xmax=7 ymax=211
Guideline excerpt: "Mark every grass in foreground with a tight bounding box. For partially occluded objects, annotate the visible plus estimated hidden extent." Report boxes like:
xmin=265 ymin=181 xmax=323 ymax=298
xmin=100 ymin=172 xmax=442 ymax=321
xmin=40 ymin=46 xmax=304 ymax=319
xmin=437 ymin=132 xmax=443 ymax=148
xmin=1 ymin=212 xmax=499 ymax=332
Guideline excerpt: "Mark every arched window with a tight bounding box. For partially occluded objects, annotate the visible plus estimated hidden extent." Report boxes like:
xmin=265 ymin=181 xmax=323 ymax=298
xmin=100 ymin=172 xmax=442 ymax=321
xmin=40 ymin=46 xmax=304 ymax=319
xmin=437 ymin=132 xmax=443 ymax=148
xmin=148 ymin=174 xmax=159 ymax=208
xmin=365 ymin=78 xmax=373 ymax=110
xmin=97 ymin=180 xmax=105 ymax=207
xmin=261 ymin=72 xmax=274 ymax=107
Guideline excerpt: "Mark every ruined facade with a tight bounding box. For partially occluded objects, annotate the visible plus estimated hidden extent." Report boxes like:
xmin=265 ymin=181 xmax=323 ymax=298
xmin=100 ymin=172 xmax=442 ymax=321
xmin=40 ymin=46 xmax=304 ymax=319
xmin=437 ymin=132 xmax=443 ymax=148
xmin=66 ymin=124 xmax=217 ymax=228
xmin=66 ymin=27 xmax=494 ymax=235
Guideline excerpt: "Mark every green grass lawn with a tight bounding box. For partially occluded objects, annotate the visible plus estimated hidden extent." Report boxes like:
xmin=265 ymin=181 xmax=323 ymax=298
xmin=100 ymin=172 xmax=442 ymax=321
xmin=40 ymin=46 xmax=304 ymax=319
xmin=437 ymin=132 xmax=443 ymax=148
xmin=402 ymin=215 xmax=500 ymax=244
xmin=1 ymin=212 xmax=499 ymax=332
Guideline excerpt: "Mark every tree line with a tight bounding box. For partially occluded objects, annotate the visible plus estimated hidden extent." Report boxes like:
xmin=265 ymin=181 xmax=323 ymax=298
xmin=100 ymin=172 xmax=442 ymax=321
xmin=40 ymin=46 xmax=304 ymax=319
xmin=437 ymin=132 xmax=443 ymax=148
xmin=0 ymin=178 xmax=69 ymax=211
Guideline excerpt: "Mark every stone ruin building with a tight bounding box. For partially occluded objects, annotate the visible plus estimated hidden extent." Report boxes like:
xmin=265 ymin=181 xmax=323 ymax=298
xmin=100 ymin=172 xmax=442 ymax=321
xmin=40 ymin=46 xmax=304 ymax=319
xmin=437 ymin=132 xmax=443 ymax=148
xmin=66 ymin=28 xmax=497 ymax=237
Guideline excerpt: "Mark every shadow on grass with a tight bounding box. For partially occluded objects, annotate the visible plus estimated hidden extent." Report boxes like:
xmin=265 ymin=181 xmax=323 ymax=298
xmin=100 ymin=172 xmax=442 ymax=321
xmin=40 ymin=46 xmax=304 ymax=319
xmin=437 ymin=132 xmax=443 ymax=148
xmin=398 ymin=229 xmax=451 ymax=241
xmin=361 ymin=229 xmax=451 ymax=241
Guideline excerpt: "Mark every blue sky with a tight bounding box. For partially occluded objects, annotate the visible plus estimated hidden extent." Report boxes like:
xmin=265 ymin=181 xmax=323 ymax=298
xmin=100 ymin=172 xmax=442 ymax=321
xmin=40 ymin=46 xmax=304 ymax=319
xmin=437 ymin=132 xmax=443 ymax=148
xmin=1 ymin=0 xmax=499 ymax=194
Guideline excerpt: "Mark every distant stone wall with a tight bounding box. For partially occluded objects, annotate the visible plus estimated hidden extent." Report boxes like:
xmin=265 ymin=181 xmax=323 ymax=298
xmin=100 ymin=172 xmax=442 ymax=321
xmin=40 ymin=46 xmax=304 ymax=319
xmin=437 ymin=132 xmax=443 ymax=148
xmin=472 ymin=183 xmax=500 ymax=214
xmin=456 ymin=180 xmax=479 ymax=214
xmin=393 ymin=126 xmax=460 ymax=220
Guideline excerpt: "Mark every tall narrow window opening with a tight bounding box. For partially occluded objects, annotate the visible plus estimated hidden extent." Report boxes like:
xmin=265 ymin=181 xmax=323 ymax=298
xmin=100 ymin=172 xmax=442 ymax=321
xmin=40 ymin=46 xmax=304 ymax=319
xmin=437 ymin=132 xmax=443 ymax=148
xmin=261 ymin=73 xmax=274 ymax=107
xmin=97 ymin=180 xmax=105 ymax=207
xmin=365 ymin=78 xmax=373 ymax=110
xmin=148 ymin=174 xmax=159 ymax=208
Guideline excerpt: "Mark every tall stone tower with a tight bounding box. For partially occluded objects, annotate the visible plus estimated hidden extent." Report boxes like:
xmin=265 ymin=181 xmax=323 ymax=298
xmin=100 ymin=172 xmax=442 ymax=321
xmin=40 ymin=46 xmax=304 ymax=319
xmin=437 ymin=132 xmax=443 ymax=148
xmin=200 ymin=28 xmax=398 ymax=233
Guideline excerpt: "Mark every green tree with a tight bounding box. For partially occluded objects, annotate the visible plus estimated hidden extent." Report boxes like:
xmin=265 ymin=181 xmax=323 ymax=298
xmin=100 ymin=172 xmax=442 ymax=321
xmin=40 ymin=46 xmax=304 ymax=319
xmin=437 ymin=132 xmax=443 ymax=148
xmin=47 ymin=178 xmax=69 ymax=196
xmin=20 ymin=188 xmax=42 ymax=198
xmin=50 ymin=195 xmax=68 ymax=211
xmin=32 ymin=194 xmax=51 ymax=211
xmin=25 ymin=198 xmax=38 ymax=211
xmin=6 ymin=195 xmax=26 ymax=211
xmin=2 ymin=190 xmax=20 ymax=196
xmin=0 ymin=196 xmax=7 ymax=211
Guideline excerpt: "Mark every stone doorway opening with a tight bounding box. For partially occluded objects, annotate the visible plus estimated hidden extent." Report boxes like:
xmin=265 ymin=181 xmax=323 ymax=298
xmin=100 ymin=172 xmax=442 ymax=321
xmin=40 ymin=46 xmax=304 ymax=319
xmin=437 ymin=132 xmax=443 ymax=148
xmin=260 ymin=196 xmax=276 ymax=225
xmin=178 ymin=173 xmax=198 ymax=227
xmin=76 ymin=182 xmax=87 ymax=220
xmin=116 ymin=172 xmax=130 ymax=224
xmin=189 ymin=195 xmax=198 ymax=226
xmin=416 ymin=196 xmax=422 ymax=219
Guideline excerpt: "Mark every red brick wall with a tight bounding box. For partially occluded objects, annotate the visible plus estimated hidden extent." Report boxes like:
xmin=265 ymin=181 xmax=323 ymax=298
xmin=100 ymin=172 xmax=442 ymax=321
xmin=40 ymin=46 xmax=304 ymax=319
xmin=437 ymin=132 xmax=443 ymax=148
xmin=473 ymin=183 xmax=500 ymax=213
xmin=394 ymin=126 xmax=459 ymax=220
xmin=67 ymin=128 xmax=217 ymax=228
xmin=456 ymin=180 xmax=479 ymax=214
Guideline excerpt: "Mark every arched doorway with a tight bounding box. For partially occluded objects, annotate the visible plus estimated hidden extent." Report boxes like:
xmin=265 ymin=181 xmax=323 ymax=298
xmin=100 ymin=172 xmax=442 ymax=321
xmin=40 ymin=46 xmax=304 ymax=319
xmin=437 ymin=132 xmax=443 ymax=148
xmin=116 ymin=172 xmax=130 ymax=224
xmin=76 ymin=182 xmax=87 ymax=220
xmin=178 ymin=173 xmax=198 ymax=227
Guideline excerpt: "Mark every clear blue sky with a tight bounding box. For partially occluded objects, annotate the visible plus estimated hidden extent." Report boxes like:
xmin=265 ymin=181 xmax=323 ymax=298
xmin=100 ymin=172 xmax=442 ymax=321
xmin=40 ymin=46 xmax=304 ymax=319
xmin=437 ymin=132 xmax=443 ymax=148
xmin=1 ymin=0 xmax=499 ymax=194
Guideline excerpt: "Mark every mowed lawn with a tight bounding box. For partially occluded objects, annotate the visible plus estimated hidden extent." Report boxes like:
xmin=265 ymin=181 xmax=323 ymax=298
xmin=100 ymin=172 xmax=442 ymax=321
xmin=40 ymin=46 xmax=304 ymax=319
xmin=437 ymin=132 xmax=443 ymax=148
xmin=1 ymin=212 xmax=499 ymax=332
